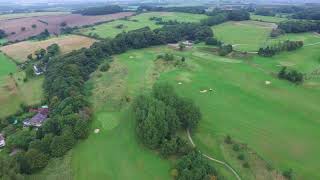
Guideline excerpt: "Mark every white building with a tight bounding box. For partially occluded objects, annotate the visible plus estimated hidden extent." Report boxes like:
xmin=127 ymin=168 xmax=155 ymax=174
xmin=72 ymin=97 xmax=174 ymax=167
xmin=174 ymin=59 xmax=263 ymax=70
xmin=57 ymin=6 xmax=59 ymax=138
xmin=0 ymin=134 xmax=5 ymax=148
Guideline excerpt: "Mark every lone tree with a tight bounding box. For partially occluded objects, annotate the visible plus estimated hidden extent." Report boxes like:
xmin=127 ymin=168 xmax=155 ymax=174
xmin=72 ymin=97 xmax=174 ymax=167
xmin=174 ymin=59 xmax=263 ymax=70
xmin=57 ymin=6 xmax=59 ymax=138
xmin=21 ymin=27 xmax=26 ymax=31
xmin=0 ymin=29 xmax=6 ymax=38
xmin=179 ymin=42 xmax=186 ymax=51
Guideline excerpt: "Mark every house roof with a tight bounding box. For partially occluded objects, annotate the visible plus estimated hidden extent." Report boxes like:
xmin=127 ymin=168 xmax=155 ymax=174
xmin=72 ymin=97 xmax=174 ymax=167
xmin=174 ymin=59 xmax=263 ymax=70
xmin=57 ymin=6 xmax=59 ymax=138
xmin=0 ymin=134 xmax=4 ymax=141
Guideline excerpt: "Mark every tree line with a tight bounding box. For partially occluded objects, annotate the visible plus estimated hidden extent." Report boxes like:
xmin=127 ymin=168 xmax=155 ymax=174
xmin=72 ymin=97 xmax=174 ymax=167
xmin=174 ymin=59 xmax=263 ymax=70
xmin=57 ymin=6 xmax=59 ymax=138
xmin=258 ymin=40 xmax=303 ymax=57
xmin=138 ymin=5 xmax=207 ymax=14
xmin=278 ymin=20 xmax=320 ymax=33
xmin=278 ymin=67 xmax=304 ymax=84
xmin=0 ymin=22 xmax=214 ymax=178
xmin=74 ymin=5 xmax=123 ymax=16
xmin=133 ymin=83 xmax=221 ymax=179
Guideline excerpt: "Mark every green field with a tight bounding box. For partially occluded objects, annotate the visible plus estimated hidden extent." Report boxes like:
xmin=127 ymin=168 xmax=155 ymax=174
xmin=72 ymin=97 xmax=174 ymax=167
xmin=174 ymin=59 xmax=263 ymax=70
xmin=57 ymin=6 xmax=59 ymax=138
xmin=0 ymin=53 xmax=16 ymax=79
xmin=0 ymin=71 xmax=44 ymax=119
xmin=78 ymin=12 xmax=208 ymax=38
xmin=213 ymin=21 xmax=275 ymax=52
xmin=250 ymin=14 xmax=287 ymax=23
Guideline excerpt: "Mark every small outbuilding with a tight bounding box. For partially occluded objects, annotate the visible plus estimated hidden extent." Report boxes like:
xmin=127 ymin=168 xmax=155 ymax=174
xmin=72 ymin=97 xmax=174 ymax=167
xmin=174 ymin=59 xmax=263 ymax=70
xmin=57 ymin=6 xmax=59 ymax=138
xmin=0 ymin=134 xmax=5 ymax=148
xmin=23 ymin=106 xmax=49 ymax=128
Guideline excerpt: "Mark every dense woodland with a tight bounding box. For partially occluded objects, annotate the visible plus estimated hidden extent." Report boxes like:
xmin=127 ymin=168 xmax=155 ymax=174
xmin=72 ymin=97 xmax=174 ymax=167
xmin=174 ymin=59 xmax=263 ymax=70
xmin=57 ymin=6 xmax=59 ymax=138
xmin=291 ymin=7 xmax=320 ymax=20
xmin=74 ymin=5 xmax=123 ymax=16
xmin=278 ymin=20 xmax=320 ymax=33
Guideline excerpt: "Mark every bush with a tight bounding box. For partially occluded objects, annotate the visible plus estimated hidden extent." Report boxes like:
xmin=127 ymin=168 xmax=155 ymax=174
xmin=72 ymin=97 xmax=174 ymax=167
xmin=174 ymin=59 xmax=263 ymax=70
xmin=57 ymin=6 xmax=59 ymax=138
xmin=243 ymin=162 xmax=250 ymax=168
xmin=218 ymin=44 xmax=233 ymax=56
xmin=224 ymin=135 xmax=232 ymax=144
xmin=237 ymin=154 xmax=245 ymax=161
xmin=100 ymin=63 xmax=110 ymax=72
xmin=232 ymin=144 xmax=240 ymax=151
xmin=282 ymin=169 xmax=293 ymax=180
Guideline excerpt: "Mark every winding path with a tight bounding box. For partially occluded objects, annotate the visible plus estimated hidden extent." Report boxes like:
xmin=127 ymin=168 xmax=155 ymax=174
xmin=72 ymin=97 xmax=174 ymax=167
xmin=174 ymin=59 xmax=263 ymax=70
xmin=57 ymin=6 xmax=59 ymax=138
xmin=187 ymin=129 xmax=242 ymax=180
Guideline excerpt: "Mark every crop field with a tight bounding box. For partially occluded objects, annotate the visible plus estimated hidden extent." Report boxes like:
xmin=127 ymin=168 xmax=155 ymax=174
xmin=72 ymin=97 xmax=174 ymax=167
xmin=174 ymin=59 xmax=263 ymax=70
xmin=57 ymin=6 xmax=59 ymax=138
xmin=250 ymin=14 xmax=287 ymax=23
xmin=213 ymin=21 xmax=276 ymax=52
xmin=0 ymin=35 xmax=97 ymax=62
xmin=79 ymin=12 xmax=208 ymax=38
xmin=0 ymin=12 xmax=70 ymax=21
xmin=0 ymin=12 xmax=134 ymax=41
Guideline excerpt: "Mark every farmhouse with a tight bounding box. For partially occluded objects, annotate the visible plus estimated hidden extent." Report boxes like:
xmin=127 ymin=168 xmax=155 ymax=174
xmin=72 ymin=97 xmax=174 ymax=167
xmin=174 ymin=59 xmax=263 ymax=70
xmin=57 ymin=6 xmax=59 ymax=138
xmin=23 ymin=106 xmax=49 ymax=127
xmin=0 ymin=134 xmax=5 ymax=148
xmin=33 ymin=65 xmax=44 ymax=75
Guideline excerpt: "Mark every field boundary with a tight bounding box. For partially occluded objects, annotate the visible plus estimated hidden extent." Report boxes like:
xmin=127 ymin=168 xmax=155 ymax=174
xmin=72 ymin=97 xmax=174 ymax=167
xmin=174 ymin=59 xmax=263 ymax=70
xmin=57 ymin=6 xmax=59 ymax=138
xmin=187 ymin=129 xmax=242 ymax=180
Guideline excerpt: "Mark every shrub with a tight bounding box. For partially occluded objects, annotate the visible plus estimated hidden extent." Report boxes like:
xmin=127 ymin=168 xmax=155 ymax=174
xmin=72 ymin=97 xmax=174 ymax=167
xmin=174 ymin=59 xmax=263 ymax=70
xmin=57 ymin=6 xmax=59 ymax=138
xmin=224 ymin=135 xmax=232 ymax=144
xmin=232 ymin=144 xmax=240 ymax=151
xmin=243 ymin=162 xmax=250 ymax=168
xmin=237 ymin=154 xmax=245 ymax=161
xmin=100 ymin=63 xmax=110 ymax=72
xmin=283 ymin=169 xmax=293 ymax=180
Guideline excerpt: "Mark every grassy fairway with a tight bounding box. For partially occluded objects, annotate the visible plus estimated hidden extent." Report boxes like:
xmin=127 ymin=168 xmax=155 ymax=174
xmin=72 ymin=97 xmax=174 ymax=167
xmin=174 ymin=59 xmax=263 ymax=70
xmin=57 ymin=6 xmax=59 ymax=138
xmin=71 ymin=48 xmax=172 ymax=180
xmin=79 ymin=12 xmax=208 ymax=38
xmin=213 ymin=21 xmax=275 ymax=52
xmin=250 ymin=14 xmax=287 ymax=23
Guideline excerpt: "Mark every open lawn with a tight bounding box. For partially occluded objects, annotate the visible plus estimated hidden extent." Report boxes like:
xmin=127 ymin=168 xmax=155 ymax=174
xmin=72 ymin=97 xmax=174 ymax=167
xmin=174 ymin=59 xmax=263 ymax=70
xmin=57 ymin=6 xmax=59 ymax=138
xmin=0 ymin=35 xmax=97 ymax=62
xmin=250 ymin=14 xmax=287 ymax=23
xmin=0 ymin=71 xmax=44 ymax=119
xmin=78 ymin=12 xmax=208 ymax=39
xmin=0 ymin=53 xmax=16 ymax=79
xmin=213 ymin=21 xmax=275 ymax=52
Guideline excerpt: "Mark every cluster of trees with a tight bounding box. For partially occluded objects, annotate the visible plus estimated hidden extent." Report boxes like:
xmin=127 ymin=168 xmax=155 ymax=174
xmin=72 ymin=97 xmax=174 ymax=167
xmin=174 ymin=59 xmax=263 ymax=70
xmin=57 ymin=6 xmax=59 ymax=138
xmin=133 ymin=83 xmax=219 ymax=179
xmin=205 ymin=37 xmax=222 ymax=46
xmin=138 ymin=5 xmax=206 ymax=14
xmin=0 ymin=29 xmax=6 ymax=39
xmin=278 ymin=67 xmax=304 ymax=84
xmin=173 ymin=150 xmax=220 ymax=180
xmin=218 ymin=44 xmax=233 ymax=56
xmin=200 ymin=10 xmax=250 ymax=27
xmin=149 ymin=17 xmax=179 ymax=25
xmin=278 ymin=20 xmax=320 ymax=33
xmin=29 ymin=29 xmax=50 ymax=41
xmin=258 ymin=40 xmax=303 ymax=57
xmin=270 ymin=28 xmax=285 ymax=38
xmin=74 ymin=5 xmax=123 ymax=16
xmin=28 ymin=43 xmax=60 ymax=62
xmin=291 ymin=7 xmax=320 ymax=20
xmin=254 ymin=8 xmax=276 ymax=16
xmin=133 ymin=83 xmax=200 ymax=155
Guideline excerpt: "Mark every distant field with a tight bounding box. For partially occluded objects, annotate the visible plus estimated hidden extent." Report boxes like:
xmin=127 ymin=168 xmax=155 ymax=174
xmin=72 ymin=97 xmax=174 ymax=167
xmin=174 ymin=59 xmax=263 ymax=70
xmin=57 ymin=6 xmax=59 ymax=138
xmin=0 ymin=35 xmax=97 ymax=62
xmin=250 ymin=14 xmax=287 ymax=23
xmin=0 ymin=12 xmax=134 ymax=41
xmin=0 ymin=11 xmax=70 ymax=21
xmin=79 ymin=12 xmax=208 ymax=38
xmin=213 ymin=21 xmax=275 ymax=52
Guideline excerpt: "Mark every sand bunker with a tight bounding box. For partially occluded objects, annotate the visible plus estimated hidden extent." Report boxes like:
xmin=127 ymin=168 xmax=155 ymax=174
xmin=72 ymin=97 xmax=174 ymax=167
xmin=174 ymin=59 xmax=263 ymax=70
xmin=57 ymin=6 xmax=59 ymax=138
xmin=94 ymin=129 xmax=100 ymax=134
xmin=265 ymin=81 xmax=271 ymax=85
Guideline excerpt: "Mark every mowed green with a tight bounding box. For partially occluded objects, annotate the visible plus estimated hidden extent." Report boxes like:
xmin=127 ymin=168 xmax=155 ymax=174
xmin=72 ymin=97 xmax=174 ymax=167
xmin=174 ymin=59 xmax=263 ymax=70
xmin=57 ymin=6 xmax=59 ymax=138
xmin=250 ymin=14 xmax=287 ymax=23
xmin=79 ymin=12 xmax=208 ymax=38
xmin=213 ymin=21 xmax=275 ymax=52
xmin=71 ymin=48 xmax=172 ymax=180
